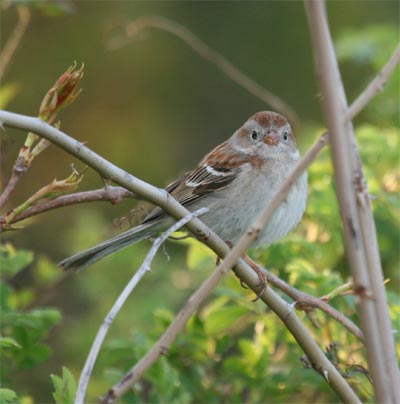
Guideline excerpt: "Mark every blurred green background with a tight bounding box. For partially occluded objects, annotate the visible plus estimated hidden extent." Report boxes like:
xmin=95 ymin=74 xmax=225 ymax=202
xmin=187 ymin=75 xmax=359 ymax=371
xmin=1 ymin=1 xmax=399 ymax=403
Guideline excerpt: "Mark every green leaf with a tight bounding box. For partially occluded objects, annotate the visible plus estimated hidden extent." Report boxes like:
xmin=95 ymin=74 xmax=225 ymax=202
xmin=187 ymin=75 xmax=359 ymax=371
xmin=185 ymin=239 xmax=215 ymax=271
xmin=0 ymin=336 xmax=21 ymax=350
xmin=1 ymin=308 xmax=62 ymax=330
xmin=9 ymin=0 xmax=75 ymax=16
xmin=51 ymin=367 xmax=77 ymax=404
xmin=0 ymin=244 xmax=34 ymax=278
xmin=0 ymin=83 xmax=21 ymax=109
xmin=34 ymin=255 xmax=61 ymax=285
xmin=204 ymin=305 xmax=248 ymax=335
xmin=0 ymin=389 xmax=17 ymax=403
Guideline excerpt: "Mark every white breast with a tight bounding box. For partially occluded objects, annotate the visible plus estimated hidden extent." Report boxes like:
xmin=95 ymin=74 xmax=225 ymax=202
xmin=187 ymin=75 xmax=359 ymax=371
xmin=192 ymin=163 xmax=308 ymax=248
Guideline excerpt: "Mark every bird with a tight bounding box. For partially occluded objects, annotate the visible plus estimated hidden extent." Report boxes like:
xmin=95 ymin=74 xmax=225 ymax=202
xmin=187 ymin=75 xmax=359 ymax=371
xmin=59 ymin=111 xmax=308 ymax=273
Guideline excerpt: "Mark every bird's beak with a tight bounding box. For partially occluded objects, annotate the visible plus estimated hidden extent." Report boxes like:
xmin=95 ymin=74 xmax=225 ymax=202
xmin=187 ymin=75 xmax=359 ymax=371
xmin=264 ymin=130 xmax=279 ymax=145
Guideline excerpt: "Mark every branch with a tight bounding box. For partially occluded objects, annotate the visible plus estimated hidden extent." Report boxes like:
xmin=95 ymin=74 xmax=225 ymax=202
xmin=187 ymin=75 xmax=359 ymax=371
xmin=98 ymin=24 xmax=400 ymax=400
xmin=0 ymin=158 xmax=25 ymax=210
xmin=107 ymin=16 xmax=299 ymax=130
xmin=101 ymin=131 xmax=362 ymax=403
xmin=75 ymin=208 xmax=208 ymax=404
xmin=304 ymin=1 xmax=400 ymax=402
xmin=345 ymin=45 xmax=400 ymax=122
xmin=0 ymin=186 xmax=135 ymax=230
xmin=0 ymin=63 xmax=84 ymax=211
xmin=0 ymin=6 xmax=31 ymax=81
xmin=259 ymin=266 xmax=364 ymax=342
xmin=0 ymin=112 xmax=360 ymax=403
xmin=0 ymin=13 xmax=396 ymax=401
xmin=2 ymin=47 xmax=395 ymax=395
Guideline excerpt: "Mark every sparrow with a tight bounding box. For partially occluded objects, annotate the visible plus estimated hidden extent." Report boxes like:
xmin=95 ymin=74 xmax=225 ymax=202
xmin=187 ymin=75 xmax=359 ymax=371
xmin=59 ymin=111 xmax=307 ymax=272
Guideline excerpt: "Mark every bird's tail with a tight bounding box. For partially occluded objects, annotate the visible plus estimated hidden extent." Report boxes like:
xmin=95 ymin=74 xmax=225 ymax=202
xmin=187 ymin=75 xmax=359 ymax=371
xmin=58 ymin=220 xmax=160 ymax=272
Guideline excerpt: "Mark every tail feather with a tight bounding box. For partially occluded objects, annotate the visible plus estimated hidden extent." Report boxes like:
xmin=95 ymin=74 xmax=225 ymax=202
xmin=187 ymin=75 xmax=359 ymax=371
xmin=58 ymin=220 xmax=159 ymax=272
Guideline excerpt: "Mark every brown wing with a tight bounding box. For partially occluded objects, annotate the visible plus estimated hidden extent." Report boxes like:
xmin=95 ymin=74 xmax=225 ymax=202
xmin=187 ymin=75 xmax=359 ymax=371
xmin=142 ymin=164 xmax=237 ymax=223
xmin=142 ymin=140 xmax=248 ymax=223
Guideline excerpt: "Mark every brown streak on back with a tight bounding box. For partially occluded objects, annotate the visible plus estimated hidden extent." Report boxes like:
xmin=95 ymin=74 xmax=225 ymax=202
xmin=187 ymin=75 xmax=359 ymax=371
xmin=200 ymin=141 xmax=247 ymax=168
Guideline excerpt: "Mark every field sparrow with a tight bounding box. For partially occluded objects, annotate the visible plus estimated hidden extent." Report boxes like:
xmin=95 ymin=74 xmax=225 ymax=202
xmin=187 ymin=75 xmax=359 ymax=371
xmin=59 ymin=111 xmax=308 ymax=272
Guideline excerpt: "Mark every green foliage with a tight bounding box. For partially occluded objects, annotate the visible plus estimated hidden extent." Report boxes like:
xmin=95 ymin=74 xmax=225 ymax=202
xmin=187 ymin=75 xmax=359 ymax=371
xmin=9 ymin=0 xmax=74 ymax=16
xmin=90 ymin=120 xmax=399 ymax=403
xmin=50 ymin=367 xmax=77 ymax=404
xmin=0 ymin=388 xmax=17 ymax=404
xmin=0 ymin=243 xmax=62 ymax=403
xmin=2 ymin=7 xmax=398 ymax=403
xmin=336 ymin=23 xmax=399 ymax=123
xmin=0 ymin=244 xmax=34 ymax=279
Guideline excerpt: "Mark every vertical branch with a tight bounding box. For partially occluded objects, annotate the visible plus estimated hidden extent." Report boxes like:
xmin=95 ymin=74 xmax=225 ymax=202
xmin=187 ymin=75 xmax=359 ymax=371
xmin=304 ymin=1 xmax=400 ymax=403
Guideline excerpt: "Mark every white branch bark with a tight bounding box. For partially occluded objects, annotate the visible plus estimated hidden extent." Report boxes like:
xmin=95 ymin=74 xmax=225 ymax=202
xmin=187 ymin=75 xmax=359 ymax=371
xmin=74 ymin=208 xmax=208 ymax=404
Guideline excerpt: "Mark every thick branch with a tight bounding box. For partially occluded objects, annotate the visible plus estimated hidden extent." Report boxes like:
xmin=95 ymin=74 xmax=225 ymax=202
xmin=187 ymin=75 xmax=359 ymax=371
xmin=101 ymin=130 xmax=360 ymax=403
xmin=304 ymin=1 xmax=400 ymax=402
xmin=0 ymin=112 xmax=359 ymax=403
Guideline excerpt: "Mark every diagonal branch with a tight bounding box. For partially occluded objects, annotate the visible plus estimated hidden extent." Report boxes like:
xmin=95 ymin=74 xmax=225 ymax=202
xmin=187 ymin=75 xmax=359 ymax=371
xmin=75 ymin=208 xmax=208 ymax=404
xmin=1 ymin=45 xmax=397 ymax=398
xmin=0 ymin=111 xmax=360 ymax=403
xmin=259 ymin=265 xmax=363 ymax=341
xmin=107 ymin=16 xmax=299 ymax=129
xmin=101 ymin=131 xmax=362 ymax=403
xmin=0 ymin=6 xmax=31 ymax=81
xmin=345 ymin=45 xmax=400 ymax=122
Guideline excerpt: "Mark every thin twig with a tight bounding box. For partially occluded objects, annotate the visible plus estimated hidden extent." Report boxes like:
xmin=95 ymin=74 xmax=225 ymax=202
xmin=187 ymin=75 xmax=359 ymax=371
xmin=101 ymin=130 xmax=360 ymax=404
xmin=0 ymin=112 xmax=360 ymax=403
xmin=97 ymin=39 xmax=400 ymax=398
xmin=75 ymin=207 xmax=208 ymax=404
xmin=0 ymin=165 xmax=362 ymax=340
xmin=0 ymin=155 xmax=28 ymax=210
xmin=259 ymin=266 xmax=364 ymax=342
xmin=0 ymin=186 xmax=135 ymax=230
xmin=0 ymin=6 xmax=31 ymax=81
xmin=1 ymin=45 xmax=396 ymax=395
xmin=345 ymin=45 xmax=400 ymax=122
xmin=107 ymin=16 xmax=299 ymax=130
xmin=304 ymin=1 xmax=400 ymax=402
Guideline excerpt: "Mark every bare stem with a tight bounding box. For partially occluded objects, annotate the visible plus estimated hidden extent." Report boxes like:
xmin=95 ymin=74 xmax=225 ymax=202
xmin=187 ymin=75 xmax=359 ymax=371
xmin=74 ymin=208 xmax=208 ymax=404
xmin=0 ymin=6 xmax=31 ymax=81
xmin=259 ymin=266 xmax=364 ymax=342
xmin=0 ymin=112 xmax=359 ymax=403
xmin=107 ymin=16 xmax=299 ymax=130
xmin=101 ymin=130 xmax=361 ymax=403
xmin=0 ymin=186 xmax=135 ymax=230
xmin=345 ymin=45 xmax=400 ymax=122
xmin=304 ymin=1 xmax=400 ymax=402
xmin=0 ymin=155 xmax=28 ymax=210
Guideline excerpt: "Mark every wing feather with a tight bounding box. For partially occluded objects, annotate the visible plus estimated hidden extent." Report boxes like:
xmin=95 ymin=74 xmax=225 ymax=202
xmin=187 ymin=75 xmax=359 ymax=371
xmin=142 ymin=141 xmax=249 ymax=223
xmin=142 ymin=164 xmax=237 ymax=223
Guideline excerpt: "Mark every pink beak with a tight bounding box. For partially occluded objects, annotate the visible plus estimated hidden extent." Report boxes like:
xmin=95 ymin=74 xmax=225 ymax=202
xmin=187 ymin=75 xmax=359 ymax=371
xmin=264 ymin=129 xmax=279 ymax=145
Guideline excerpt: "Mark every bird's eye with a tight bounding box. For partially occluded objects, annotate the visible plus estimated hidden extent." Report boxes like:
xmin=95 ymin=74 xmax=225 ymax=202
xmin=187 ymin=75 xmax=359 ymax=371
xmin=282 ymin=131 xmax=289 ymax=143
xmin=251 ymin=130 xmax=258 ymax=140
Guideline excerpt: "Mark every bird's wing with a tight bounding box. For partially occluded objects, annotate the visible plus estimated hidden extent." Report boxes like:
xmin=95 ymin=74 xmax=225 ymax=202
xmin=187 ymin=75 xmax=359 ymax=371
xmin=142 ymin=141 xmax=249 ymax=223
xmin=142 ymin=164 xmax=238 ymax=223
